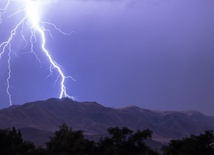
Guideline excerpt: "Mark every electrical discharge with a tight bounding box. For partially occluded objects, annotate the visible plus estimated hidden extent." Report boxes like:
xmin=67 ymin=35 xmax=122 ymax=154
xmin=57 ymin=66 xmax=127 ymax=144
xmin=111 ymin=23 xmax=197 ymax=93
xmin=0 ymin=0 xmax=75 ymax=106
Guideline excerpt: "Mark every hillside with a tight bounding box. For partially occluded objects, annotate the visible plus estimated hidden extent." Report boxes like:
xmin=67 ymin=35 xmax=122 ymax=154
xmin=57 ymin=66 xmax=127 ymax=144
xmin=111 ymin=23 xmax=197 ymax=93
xmin=0 ymin=98 xmax=213 ymax=146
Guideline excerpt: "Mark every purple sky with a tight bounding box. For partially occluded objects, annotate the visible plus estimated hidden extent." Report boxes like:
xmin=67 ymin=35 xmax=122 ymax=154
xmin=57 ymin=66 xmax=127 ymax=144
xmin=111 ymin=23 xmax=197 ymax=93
xmin=1 ymin=0 xmax=214 ymax=115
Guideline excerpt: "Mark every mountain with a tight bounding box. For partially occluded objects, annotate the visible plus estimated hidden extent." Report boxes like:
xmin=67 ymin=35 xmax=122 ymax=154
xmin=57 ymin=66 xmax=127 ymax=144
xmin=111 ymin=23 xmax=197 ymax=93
xmin=0 ymin=98 xmax=214 ymax=147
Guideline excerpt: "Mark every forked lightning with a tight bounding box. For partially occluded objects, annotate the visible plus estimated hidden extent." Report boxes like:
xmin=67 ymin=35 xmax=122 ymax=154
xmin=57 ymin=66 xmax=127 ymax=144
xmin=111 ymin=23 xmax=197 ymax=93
xmin=0 ymin=0 xmax=75 ymax=106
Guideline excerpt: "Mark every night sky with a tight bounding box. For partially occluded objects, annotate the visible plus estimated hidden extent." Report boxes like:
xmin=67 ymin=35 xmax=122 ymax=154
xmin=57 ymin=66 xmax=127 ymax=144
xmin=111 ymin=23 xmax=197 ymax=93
xmin=0 ymin=0 xmax=214 ymax=115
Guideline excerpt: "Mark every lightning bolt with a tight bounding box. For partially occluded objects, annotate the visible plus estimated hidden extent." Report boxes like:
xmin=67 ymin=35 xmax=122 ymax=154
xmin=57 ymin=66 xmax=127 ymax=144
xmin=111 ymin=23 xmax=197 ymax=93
xmin=0 ymin=0 xmax=75 ymax=106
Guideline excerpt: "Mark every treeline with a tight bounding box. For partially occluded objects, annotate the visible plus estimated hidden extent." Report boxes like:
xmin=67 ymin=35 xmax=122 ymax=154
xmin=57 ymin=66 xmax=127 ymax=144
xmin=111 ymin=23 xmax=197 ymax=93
xmin=0 ymin=124 xmax=213 ymax=155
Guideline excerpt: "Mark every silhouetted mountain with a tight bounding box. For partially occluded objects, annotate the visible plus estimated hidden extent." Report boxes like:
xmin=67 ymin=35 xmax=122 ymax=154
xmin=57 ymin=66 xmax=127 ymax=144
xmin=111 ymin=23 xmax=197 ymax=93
xmin=0 ymin=98 xmax=214 ymax=147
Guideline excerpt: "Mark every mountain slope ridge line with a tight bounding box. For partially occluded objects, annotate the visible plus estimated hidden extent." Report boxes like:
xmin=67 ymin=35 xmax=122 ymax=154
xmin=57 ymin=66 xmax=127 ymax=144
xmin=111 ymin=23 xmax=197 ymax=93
xmin=0 ymin=98 xmax=213 ymax=145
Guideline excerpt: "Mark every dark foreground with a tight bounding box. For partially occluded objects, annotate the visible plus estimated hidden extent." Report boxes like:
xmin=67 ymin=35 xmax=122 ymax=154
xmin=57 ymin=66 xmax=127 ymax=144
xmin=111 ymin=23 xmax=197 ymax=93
xmin=0 ymin=124 xmax=213 ymax=155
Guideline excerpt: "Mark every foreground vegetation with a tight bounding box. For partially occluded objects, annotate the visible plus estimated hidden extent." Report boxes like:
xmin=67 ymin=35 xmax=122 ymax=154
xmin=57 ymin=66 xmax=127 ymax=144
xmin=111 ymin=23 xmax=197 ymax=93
xmin=0 ymin=124 xmax=213 ymax=155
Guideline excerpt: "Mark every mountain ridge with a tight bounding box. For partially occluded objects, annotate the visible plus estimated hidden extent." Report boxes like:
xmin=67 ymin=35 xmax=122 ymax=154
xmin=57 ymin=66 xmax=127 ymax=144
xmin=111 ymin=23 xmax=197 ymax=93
xmin=0 ymin=98 xmax=213 ymax=146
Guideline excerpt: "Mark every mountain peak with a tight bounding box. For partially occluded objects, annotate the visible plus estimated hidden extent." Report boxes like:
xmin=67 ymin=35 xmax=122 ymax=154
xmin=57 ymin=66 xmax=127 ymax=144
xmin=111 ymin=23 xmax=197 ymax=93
xmin=0 ymin=98 xmax=213 ymax=146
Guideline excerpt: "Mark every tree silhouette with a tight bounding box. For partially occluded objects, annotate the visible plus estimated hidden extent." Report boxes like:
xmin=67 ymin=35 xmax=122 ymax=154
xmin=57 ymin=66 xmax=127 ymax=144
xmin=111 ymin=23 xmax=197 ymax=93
xmin=97 ymin=127 xmax=158 ymax=155
xmin=45 ymin=124 xmax=158 ymax=155
xmin=46 ymin=123 xmax=96 ymax=155
xmin=2 ymin=124 xmax=214 ymax=155
xmin=161 ymin=130 xmax=214 ymax=155
xmin=0 ymin=127 xmax=35 ymax=155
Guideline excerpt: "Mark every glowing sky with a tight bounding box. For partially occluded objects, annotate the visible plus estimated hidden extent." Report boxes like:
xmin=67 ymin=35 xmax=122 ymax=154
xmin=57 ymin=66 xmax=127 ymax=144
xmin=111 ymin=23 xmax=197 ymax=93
xmin=1 ymin=0 xmax=214 ymax=115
